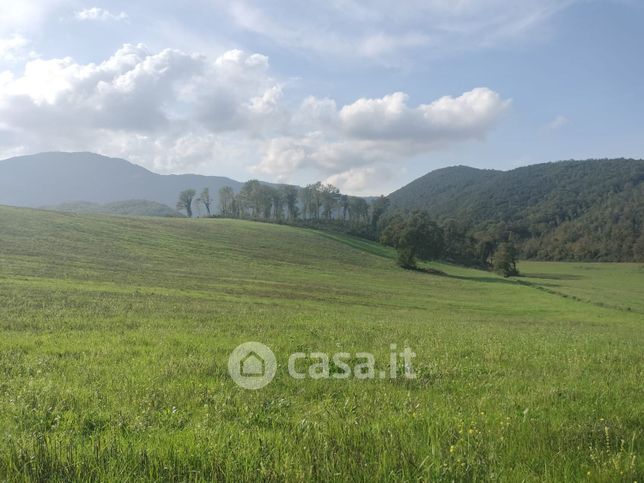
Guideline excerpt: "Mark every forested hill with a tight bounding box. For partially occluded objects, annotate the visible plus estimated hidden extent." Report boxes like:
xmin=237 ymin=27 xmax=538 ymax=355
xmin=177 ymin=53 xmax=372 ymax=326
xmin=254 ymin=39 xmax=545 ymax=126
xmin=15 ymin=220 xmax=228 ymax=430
xmin=388 ymin=159 xmax=644 ymax=261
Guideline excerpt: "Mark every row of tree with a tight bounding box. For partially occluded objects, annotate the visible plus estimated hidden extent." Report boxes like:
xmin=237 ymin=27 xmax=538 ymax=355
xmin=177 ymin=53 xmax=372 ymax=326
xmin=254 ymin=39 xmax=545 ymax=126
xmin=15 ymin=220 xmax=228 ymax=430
xmin=177 ymin=181 xmax=383 ymax=227
xmin=176 ymin=188 xmax=209 ymax=218
xmin=221 ymin=180 xmax=375 ymax=224
xmin=378 ymin=210 xmax=518 ymax=276
xmin=177 ymin=184 xmax=519 ymax=276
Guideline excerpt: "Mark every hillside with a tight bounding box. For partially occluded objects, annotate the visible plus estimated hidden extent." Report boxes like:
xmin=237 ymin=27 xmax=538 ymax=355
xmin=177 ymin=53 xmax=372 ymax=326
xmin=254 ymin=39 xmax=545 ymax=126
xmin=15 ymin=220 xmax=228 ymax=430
xmin=0 ymin=206 xmax=642 ymax=480
xmin=388 ymin=159 xmax=644 ymax=261
xmin=0 ymin=152 xmax=243 ymax=210
xmin=41 ymin=199 xmax=183 ymax=217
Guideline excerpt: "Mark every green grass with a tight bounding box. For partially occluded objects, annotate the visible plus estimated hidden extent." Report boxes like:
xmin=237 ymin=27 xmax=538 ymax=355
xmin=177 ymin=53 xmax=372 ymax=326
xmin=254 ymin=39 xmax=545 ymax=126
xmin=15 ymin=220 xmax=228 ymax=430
xmin=0 ymin=205 xmax=642 ymax=482
xmin=518 ymin=261 xmax=644 ymax=314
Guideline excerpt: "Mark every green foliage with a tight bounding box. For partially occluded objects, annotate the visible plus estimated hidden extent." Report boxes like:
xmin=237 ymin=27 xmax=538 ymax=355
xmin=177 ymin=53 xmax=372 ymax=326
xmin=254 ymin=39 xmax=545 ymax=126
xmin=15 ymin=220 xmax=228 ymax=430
xmin=282 ymin=185 xmax=299 ymax=220
xmin=197 ymin=187 xmax=213 ymax=216
xmin=380 ymin=210 xmax=444 ymax=269
xmin=634 ymin=233 xmax=644 ymax=261
xmin=388 ymin=159 xmax=644 ymax=261
xmin=370 ymin=195 xmax=390 ymax=229
xmin=493 ymin=242 xmax=519 ymax=277
xmin=0 ymin=206 xmax=642 ymax=481
xmin=218 ymin=181 xmax=374 ymax=237
xmin=218 ymin=186 xmax=235 ymax=217
xmin=176 ymin=189 xmax=196 ymax=218
xmin=396 ymin=245 xmax=416 ymax=268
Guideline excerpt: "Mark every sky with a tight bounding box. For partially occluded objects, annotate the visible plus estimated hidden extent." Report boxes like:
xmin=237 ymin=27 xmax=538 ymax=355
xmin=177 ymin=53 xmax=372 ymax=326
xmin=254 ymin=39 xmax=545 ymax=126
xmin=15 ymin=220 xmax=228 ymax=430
xmin=0 ymin=0 xmax=643 ymax=195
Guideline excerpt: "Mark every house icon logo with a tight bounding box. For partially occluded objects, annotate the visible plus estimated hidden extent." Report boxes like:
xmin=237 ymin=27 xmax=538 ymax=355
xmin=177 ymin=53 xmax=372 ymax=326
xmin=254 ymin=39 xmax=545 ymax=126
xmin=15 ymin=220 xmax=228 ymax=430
xmin=240 ymin=351 xmax=265 ymax=376
xmin=228 ymin=342 xmax=277 ymax=389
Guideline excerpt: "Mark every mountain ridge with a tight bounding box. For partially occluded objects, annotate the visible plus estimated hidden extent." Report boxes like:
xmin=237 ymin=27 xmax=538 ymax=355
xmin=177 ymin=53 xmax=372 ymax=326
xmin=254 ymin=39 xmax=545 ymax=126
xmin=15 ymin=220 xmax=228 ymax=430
xmin=2 ymin=152 xmax=643 ymax=260
xmin=387 ymin=158 xmax=644 ymax=261
xmin=0 ymin=152 xmax=245 ymax=210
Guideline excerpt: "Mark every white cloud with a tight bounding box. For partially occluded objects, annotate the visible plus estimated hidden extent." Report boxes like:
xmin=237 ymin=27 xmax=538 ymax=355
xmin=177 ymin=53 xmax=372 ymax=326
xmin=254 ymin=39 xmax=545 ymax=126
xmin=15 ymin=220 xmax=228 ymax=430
xmin=0 ymin=44 xmax=283 ymax=173
xmin=0 ymin=34 xmax=29 ymax=61
xmin=252 ymin=88 xmax=510 ymax=191
xmin=0 ymin=44 xmax=510 ymax=193
xmin=74 ymin=7 xmax=128 ymax=22
xmin=220 ymin=0 xmax=578 ymax=63
xmin=0 ymin=44 xmax=286 ymax=131
xmin=545 ymin=114 xmax=569 ymax=130
xmin=340 ymin=88 xmax=510 ymax=142
xmin=325 ymin=166 xmax=393 ymax=193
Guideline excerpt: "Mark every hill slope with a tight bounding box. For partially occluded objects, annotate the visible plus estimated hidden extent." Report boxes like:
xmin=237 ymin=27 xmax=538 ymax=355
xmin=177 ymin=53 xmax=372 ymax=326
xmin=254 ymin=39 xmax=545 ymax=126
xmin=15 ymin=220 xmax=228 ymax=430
xmin=0 ymin=152 xmax=243 ymax=210
xmin=388 ymin=159 xmax=644 ymax=261
xmin=0 ymin=206 xmax=642 ymax=480
xmin=41 ymin=199 xmax=183 ymax=217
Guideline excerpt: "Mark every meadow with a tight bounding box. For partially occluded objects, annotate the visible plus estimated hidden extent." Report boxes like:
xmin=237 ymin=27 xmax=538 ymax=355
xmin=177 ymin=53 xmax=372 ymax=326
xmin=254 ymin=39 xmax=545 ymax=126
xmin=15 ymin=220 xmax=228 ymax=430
xmin=0 ymin=205 xmax=642 ymax=481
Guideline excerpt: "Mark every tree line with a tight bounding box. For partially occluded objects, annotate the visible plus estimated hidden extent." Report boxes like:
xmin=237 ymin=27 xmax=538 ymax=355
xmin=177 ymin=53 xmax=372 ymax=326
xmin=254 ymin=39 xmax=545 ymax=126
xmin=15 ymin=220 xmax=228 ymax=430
xmin=177 ymin=181 xmax=519 ymax=276
xmin=378 ymin=210 xmax=518 ymax=276
xmin=178 ymin=181 xmax=376 ymax=226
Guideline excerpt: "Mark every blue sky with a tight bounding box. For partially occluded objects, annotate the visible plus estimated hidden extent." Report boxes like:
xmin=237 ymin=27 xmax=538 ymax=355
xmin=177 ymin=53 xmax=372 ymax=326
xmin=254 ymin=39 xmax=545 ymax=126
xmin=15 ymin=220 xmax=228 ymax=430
xmin=0 ymin=0 xmax=642 ymax=194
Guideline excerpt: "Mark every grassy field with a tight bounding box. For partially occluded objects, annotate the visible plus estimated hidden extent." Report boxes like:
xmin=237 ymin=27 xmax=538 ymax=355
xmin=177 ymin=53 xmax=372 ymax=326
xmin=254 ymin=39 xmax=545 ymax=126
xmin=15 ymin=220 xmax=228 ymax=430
xmin=518 ymin=261 xmax=644 ymax=314
xmin=0 ymin=205 xmax=642 ymax=481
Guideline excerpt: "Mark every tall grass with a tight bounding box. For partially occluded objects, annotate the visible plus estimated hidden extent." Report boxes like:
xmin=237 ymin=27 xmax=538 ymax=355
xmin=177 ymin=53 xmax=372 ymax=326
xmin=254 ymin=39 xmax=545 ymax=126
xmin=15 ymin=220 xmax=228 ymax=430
xmin=0 ymin=206 xmax=642 ymax=481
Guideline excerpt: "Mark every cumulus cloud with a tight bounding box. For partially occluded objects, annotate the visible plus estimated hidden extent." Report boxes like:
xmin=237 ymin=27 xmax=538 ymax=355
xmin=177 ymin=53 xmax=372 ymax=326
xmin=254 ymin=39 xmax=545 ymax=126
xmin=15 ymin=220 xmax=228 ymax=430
xmin=74 ymin=7 xmax=128 ymax=22
xmin=0 ymin=44 xmax=283 ymax=172
xmin=252 ymin=88 xmax=510 ymax=191
xmin=325 ymin=166 xmax=394 ymax=193
xmin=0 ymin=44 xmax=204 ymax=132
xmin=340 ymin=88 xmax=510 ymax=142
xmin=0 ymin=44 xmax=510 ymax=193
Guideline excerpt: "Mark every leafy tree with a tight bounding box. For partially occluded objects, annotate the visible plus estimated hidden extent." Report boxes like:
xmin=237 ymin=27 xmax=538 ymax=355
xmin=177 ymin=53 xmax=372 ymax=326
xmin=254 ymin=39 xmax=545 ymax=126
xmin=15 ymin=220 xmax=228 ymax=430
xmin=271 ymin=187 xmax=285 ymax=220
xmin=339 ymin=195 xmax=350 ymax=221
xmin=370 ymin=195 xmax=390 ymax=230
xmin=239 ymin=180 xmax=263 ymax=218
xmin=442 ymin=219 xmax=480 ymax=265
xmin=258 ymin=185 xmax=275 ymax=219
xmin=300 ymin=185 xmax=314 ymax=220
xmin=310 ymin=182 xmax=323 ymax=219
xmin=218 ymin=186 xmax=235 ymax=216
xmin=633 ymin=233 xmax=644 ymax=262
xmin=379 ymin=213 xmax=406 ymax=247
xmin=321 ymin=184 xmax=340 ymax=220
xmin=282 ymin=186 xmax=299 ymax=220
xmin=348 ymin=197 xmax=369 ymax=225
xmin=493 ymin=242 xmax=519 ymax=277
xmin=197 ymin=187 xmax=213 ymax=216
xmin=176 ymin=189 xmax=196 ymax=218
xmin=381 ymin=210 xmax=444 ymax=269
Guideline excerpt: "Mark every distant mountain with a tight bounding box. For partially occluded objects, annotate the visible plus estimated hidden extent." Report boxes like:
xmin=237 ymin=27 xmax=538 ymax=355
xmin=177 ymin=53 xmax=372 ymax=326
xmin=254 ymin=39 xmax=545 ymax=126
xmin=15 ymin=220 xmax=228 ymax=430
xmin=0 ymin=152 xmax=244 ymax=211
xmin=388 ymin=159 xmax=644 ymax=261
xmin=41 ymin=199 xmax=183 ymax=217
